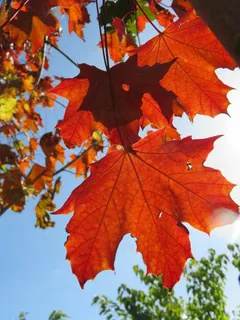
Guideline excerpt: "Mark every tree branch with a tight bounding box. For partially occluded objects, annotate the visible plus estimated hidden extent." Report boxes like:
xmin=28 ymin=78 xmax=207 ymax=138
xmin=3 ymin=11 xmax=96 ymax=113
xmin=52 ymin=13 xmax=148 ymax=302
xmin=53 ymin=144 xmax=93 ymax=176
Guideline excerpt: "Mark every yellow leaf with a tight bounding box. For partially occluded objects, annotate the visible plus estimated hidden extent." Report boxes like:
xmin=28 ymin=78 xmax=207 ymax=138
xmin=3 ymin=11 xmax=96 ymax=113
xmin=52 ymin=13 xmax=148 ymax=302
xmin=35 ymin=192 xmax=56 ymax=229
xmin=92 ymin=131 xmax=102 ymax=143
xmin=54 ymin=177 xmax=61 ymax=194
xmin=22 ymin=75 xmax=34 ymax=92
xmin=0 ymin=97 xmax=17 ymax=121
xmin=23 ymin=103 xmax=30 ymax=112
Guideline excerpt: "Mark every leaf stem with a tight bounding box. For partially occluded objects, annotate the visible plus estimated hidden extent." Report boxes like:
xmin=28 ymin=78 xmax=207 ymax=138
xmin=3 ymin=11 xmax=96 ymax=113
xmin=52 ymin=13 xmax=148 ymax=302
xmin=45 ymin=40 xmax=80 ymax=70
xmin=95 ymin=0 xmax=108 ymax=69
xmin=102 ymin=0 xmax=110 ymax=69
xmin=47 ymin=97 xmax=66 ymax=109
xmin=132 ymin=0 xmax=161 ymax=34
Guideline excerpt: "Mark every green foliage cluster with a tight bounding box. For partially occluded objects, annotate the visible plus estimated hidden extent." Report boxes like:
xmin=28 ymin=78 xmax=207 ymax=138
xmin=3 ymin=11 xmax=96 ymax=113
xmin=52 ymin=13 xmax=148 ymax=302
xmin=18 ymin=310 xmax=69 ymax=320
xmin=93 ymin=244 xmax=240 ymax=320
xmin=99 ymin=0 xmax=155 ymax=40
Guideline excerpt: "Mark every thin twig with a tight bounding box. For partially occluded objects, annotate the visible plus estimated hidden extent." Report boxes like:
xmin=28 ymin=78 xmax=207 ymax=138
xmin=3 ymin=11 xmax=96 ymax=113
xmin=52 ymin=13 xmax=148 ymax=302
xmin=132 ymin=0 xmax=161 ymax=34
xmin=95 ymin=0 xmax=108 ymax=69
xmin=96 ymin=0 xmax=124 ymax=145
xmin=0 ymin=144 xmax=95 ymax=216
xmin=45 ymin=39 xmax=80 ymax=69
xmin=53 ymin=144 xmax=94 ymax=176
xmin=102 ymin=0 xmax=110 ymax=69
xmin=35 ymin=37 xmax=47 ymax=86
xmin=0 ymin=0 xmax=31 ymax=29
xmin=46 ymin=96 xmax=66 ymax=109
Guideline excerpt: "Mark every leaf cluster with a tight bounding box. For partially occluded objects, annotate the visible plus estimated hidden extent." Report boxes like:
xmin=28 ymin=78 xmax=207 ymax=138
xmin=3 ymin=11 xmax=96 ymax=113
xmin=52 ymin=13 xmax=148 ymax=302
xmin=18 ymin=310 xmax=69 ymax=320
xmin=0 ymin=0 xmax=239 ymax=290
xmin=93 ymin=245 xmax=240 ymax=320
xmin=0 ymin=0 xmax=101 ymax=226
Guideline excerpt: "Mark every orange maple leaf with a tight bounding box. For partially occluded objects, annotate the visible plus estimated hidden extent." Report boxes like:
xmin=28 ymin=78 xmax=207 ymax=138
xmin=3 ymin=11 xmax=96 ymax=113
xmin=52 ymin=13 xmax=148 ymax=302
xmin=18 ymin=160 xmax=31 ymax=175
xmin=62 ymin=3 xmax=90 ymax=39
xmin=140 ymin=93 xmax=180 ymax=141
xmin=54 ymin=130 xmax=238 ymax=288
xmin=49 ymin=0 xmax=85 ymax=6
xmin=141 ymin=93 xmax=170 ymax=129
xmin=99 ymin=32 xmax=136 ymax=63
xmin=51 ymin=56 xmax=176 ymax=147
xmin=137 ymin=12 xmax=237 ymax=119
xmin=156 ymin=10 xmax=175 ymax=28
xmin=137 ymin=14 xmax=150 ymax=32
xmin=26 ymin=163 xmax=50 ymax=195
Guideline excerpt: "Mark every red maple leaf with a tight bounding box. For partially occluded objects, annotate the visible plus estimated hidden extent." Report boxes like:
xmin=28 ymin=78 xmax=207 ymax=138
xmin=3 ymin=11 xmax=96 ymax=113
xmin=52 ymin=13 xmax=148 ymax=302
xmin=61 ymin=3 xmax=90 ymax=40
xmin=137 ymin=12 xmax=237 ymax=119
xmin=54 ymin=130 xmax=238 ymax=288
xmin=51 ymin=56 xmax=176 ymax=147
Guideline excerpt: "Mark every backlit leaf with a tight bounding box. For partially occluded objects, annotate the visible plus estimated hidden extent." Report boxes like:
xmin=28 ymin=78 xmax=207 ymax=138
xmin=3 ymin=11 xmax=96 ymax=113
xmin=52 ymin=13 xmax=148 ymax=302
xmin=137 ymin=12 xmax=237 ymax=119
xmin=35 ymin=192 xmax=56 ymax=229
xmin=26 ymin=164 xmax=48 ymax=195
xmin=62 ymin=3 xmax=90 ymax=39
xmin=54 ymin=131 xmax=238 ymax=288
xmin=0 ymin=97 xmax=17 ymax=121
xmin=0 ymin=169 xmax=25 ymax=212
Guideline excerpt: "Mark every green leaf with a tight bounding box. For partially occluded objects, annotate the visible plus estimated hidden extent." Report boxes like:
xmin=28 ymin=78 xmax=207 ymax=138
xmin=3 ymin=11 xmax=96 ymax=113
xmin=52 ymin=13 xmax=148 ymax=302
xmin=0 ymin=97 xmax=17 ymax=121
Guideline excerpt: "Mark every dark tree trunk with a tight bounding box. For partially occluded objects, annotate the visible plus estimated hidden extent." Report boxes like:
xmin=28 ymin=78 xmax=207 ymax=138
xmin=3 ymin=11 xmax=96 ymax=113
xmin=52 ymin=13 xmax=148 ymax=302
xmin=189 ymin=0 xmax=240 ymax=65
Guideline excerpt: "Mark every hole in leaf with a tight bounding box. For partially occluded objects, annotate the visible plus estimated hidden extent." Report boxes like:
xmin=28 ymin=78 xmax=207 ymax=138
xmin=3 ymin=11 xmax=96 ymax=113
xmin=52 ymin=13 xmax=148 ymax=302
xmin=186 ymin=160 xmax=192 ymax=171
xmin=122 ymin=83 xmax=130 ymax=91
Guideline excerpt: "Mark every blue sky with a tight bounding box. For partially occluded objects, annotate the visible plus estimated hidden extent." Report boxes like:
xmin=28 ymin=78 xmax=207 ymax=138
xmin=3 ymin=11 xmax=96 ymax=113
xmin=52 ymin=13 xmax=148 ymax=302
xmin=1 ymin=3 xmax=240 ymax=319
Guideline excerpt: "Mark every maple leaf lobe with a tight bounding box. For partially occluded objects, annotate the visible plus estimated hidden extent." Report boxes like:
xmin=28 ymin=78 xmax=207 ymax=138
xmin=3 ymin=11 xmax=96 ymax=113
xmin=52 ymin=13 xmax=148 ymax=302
xmin=54 ymin=130 xmax=238 ymax=288
xmin=137 ymin=13 xmax=237 ymax=119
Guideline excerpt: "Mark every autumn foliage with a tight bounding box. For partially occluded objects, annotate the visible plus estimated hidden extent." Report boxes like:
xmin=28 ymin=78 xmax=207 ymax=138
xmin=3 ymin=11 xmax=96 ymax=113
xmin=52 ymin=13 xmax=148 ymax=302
xmin=0 ymin=0 xmax=239 ymax=289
